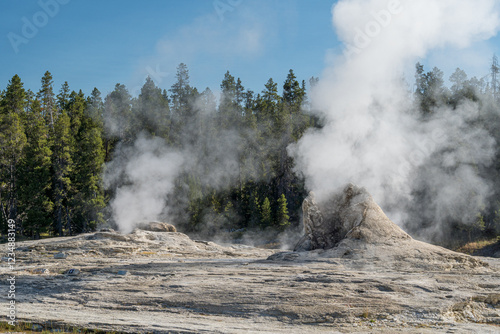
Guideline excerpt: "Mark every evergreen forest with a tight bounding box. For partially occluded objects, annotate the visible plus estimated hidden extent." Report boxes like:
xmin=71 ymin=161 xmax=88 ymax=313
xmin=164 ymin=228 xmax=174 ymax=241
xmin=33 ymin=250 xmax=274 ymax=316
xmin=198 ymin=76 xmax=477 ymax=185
xmin=1 ymin=61 xmax=500 ymax=248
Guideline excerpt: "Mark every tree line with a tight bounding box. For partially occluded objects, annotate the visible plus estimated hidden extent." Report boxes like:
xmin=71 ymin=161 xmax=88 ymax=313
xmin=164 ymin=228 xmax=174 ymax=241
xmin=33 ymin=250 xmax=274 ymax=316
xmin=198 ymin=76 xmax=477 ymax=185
xmin=1 ymin=61 xmax=499 ymax=246
xmin=0 ymin=72 xmax=105 ymax=238
xmin=0 ymin=65 xmax=317 ymax=239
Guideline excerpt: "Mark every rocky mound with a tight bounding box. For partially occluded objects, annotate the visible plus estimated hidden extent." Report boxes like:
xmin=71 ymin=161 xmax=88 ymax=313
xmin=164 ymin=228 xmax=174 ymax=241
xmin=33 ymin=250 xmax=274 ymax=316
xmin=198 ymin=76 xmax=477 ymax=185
xmin=295 ymin=184 xmax=411 ymax=251
xmin=16 ymin=228 xmax=275 ymax=259
xmin=135 ymin=221 xmax=177 ymax=232
xmin=271 ymin=184 xmax=486 ymax=270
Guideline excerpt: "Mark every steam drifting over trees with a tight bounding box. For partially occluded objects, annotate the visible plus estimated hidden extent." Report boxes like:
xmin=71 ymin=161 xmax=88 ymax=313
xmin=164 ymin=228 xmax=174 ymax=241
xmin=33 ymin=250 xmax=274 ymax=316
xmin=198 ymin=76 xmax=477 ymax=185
xmin=1 ymin=61 xmax=500 ymax=248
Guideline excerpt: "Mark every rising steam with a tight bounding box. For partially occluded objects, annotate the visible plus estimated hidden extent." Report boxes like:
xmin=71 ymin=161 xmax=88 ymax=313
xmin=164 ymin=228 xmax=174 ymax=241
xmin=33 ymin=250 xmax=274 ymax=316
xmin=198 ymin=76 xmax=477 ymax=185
xmin=103 ymin=136 xmax=185 ymax=234
xmin=102 ymin=109 xmax=247 ymax=234
xmin=291 ymin=0 xmax=500 ymax=239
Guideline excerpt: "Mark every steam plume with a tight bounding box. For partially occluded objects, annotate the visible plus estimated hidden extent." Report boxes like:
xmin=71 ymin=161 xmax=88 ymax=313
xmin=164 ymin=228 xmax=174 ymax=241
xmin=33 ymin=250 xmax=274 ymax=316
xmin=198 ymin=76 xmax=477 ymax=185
xmin=103 ymin=136 xmax=185 ymax=234
xmin=291 ymin=0 xmax=500 ymax=237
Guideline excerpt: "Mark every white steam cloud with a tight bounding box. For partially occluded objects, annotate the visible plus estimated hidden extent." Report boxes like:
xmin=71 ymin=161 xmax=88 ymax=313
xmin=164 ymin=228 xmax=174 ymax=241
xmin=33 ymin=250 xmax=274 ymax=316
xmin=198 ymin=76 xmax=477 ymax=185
xmin=291 ymin=0 xmax=500 ymax=233
xmin=103 ymin=119 xmax=244 ymax=234
xmin=104 ymin=136 xmax=185 ymax=234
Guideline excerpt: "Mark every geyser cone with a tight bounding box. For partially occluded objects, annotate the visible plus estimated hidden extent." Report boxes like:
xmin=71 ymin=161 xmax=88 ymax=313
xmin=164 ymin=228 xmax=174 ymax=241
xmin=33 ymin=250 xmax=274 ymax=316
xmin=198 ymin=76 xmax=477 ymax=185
xmin=295 ymin=184 xmax=410 ymax=251
xmin=281 ymin=184 xmax=486 ymax=271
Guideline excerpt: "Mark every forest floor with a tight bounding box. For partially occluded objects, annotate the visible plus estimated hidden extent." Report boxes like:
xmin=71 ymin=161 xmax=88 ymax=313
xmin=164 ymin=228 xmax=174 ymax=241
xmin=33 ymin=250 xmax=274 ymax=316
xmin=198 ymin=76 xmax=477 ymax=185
xmin=0 ymin=229 xmax=500 ymax=334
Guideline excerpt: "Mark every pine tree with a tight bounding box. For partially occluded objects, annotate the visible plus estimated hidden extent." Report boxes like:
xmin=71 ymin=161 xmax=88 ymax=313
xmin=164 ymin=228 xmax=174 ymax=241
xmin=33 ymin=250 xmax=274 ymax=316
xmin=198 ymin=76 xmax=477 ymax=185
xmin=449 ymin=68 xmax=477 ymax=107
xmin=135 ymin=76 xmax=171 ymax=139
xmin=104 ymin=83 xmax=133 ymax=140
xmin=57 ymin=81 xmax=70 ymax=112
xmin=103 ymin=83 xmax=133 ymax=154
xmin=169 ymin=63 xmax=191 ymax=116
xmin=187 ymin=174 xmax=203 ymax=230
xmin=309 ymin=76 xmax=319 ymax=88
xmin=414 ymin=63 xmax=449 ymax=114
xmin=199 ymin=87 xmax=217 ymax=114
xmin=276 ymin=194 xmax=290 ymax=229
xmin=241 ymin=89 xmax=261 ymax=183
xmin=67 ymin=91 xmax=86 ymax=138
xmin=0 ymin=75 xmax=27 ymax=232
xmin=272 ymin=71 xmax=305 ymax=202
xmin=259 ymin=78 xmax=279 ymax=124
xmin=219 ymin=71 xmax=236 ymax=129
xmin=71 ymin=106 xmax=106 ymax=233
xmin=282 ymin=69 xmax=304 ymax=111
xmin=2 ymin=75 xmax=26 ymax=115
xmin=169 ymin=63 xmax=197 ymax=144
xmin=86 ymin=88 xmax=108 ymax=162
xmin=219 ymin=72 xmax=245 ymax=131
xmin=51 ymin=110 xmax=73 ymax=236
xmin=87 ymin=88 xmax=104 ymax=124
xmin=254 ymin=79 xmax=280 ymax=181
xmin=37 ymin=71 xmax=56 ymax=128
xmin=260 ymin=197 xmax=272 ymax=227
xmin=25 ymin=89 xmax=35 ymax=108
xmin=243 ymin=90 xmax=257 ymax=129
xmin=244 ymin=190 xmax=261 ymax=228
xmin=17 ymin=99 xmax=53 ymax=238
xmin=190 ymin=87 xmax=216 ymax=148
xmin=53 ymin=90 xmax=106 ymax=234
xmin=0 ymin=113 xmax=27 ymax=231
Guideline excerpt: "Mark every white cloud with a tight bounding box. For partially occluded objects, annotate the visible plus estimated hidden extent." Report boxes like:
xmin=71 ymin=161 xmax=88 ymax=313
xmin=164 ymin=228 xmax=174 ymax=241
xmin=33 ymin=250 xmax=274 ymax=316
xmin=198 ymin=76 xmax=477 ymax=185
xmin=128 ymin=4 xmax=268 ymax=93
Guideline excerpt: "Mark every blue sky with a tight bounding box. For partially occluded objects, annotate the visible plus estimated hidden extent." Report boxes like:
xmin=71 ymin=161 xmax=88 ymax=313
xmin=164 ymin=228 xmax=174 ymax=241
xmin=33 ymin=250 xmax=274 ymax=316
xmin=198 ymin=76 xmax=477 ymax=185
xmin=1 ymin=0 xmax=499 ymax=98
xmin=0 ymin=0 xmax=339 ymax=97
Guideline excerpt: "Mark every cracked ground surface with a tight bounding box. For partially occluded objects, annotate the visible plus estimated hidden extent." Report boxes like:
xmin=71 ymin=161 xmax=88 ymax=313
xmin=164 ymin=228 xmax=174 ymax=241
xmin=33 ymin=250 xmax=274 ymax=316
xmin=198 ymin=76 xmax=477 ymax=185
xmin=1 ymin=230 xmax=499 ymax=333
